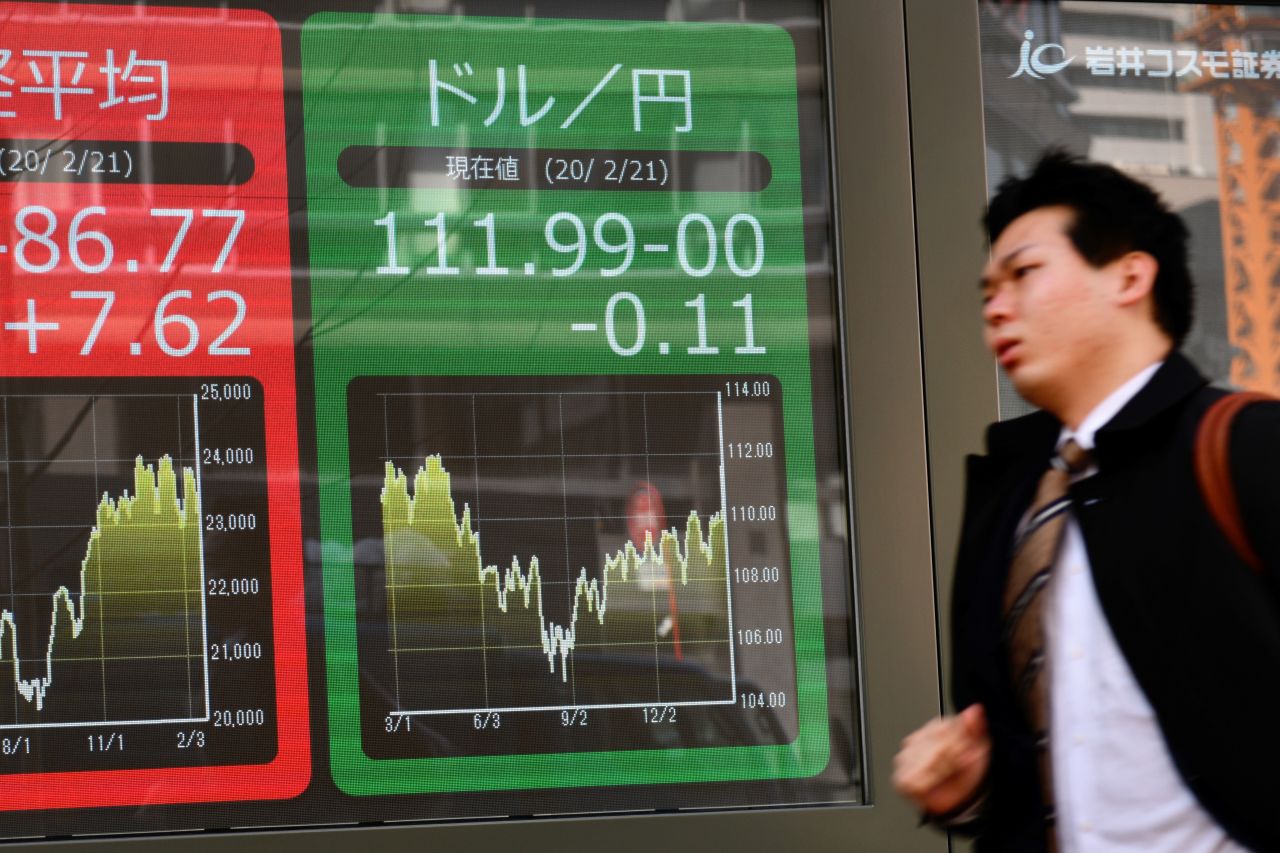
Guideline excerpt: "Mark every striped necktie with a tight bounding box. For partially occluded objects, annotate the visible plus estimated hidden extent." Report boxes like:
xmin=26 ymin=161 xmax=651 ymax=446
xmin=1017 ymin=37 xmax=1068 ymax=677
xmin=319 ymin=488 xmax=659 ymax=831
xmin=1003 ymin=438 xmax=1092 ymax=831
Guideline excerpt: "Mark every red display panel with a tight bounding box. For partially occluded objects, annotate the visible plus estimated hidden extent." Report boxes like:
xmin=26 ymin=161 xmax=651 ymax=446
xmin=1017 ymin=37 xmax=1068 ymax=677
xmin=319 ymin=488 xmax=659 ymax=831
xmin=0 ymin=3 xmax=307 ymax=809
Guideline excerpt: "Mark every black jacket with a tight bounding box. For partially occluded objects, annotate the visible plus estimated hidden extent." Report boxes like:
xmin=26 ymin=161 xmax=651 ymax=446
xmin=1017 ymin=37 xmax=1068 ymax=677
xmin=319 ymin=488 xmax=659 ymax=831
xmin=951 ymin=353 xmax=1280 ymax=851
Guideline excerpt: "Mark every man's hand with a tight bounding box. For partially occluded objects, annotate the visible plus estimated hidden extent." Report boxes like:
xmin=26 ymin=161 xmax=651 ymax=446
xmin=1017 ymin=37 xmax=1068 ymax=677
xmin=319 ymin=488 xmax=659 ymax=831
xmin=892 ymin=704 xmax=991 ymax=817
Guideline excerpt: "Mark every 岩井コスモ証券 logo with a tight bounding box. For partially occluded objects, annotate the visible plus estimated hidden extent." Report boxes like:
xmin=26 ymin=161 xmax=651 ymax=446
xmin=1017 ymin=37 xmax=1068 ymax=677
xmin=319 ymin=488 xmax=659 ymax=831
xmin=1011 ymin=30 xmax=1073 ymax=78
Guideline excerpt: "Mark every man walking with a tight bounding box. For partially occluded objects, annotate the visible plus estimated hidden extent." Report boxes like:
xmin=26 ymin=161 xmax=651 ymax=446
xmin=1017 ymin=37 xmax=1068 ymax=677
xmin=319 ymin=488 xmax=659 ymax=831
xmin=893 ymin=152 xmax=1280 ymax=851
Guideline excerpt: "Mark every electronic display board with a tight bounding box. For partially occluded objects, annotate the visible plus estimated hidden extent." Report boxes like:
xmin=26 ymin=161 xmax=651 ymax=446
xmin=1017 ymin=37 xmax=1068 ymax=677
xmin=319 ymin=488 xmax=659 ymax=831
xmin=0 ymin=0 xmax=860 ymax=841
xmin=0 ymin=1 xmax=309 ymax=818
xmin=302 ymin=12 xmax=831 ymax=798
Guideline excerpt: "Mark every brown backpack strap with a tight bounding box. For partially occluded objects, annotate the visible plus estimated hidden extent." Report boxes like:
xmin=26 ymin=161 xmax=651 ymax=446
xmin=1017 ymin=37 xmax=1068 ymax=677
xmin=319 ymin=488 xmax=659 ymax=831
xmin=1194 ymin=391 xmax=1273 ymax=574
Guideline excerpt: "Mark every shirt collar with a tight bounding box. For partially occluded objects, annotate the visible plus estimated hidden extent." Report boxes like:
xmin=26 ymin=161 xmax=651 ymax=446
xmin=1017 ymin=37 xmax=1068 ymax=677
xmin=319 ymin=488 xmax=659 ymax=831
xmin=1059 ymin=360 xmax=1164 ymax=452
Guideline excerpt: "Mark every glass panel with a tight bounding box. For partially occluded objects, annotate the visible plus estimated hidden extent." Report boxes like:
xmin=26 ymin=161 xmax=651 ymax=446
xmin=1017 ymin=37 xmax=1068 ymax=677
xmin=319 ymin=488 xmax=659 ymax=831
xmin=978 ymin=0 xmax=1280 ymax=416
xmin=0 ymin=0 xmax=859 ymax=840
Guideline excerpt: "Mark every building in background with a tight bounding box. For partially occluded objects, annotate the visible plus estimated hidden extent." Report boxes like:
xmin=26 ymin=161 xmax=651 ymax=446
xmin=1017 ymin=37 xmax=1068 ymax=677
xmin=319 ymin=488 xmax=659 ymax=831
xmin=1182 ymin=5 xmax=1280 ymax=393
xmin=1060 ymin=1 xmax=1231 ymax=387
xmin=980 ymin=1 xmax=1258 ymax=408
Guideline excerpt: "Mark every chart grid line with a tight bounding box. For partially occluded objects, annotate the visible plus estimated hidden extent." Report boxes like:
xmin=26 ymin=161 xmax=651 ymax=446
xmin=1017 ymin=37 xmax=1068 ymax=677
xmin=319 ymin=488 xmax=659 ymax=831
xmin=375 ymin=390 xmax=726 ymax=398
xmin=3 ymin=398 xmax=16 ymax=725
xmin=90 ymin=395 xmax=107 ymax=719
xmin=192 ymin=394 xmax=212 ymax=722
xmin=384 ymin=392 xmax=403 ymax=711
xmin=379 ymin=452 xmax=722 ymax=461
xmin=390 ymin=638 xmax=732 ymax=653
xmin=557 ymin=394 xmax=578 ymax=707
xmin=177 ymin=394 xmax=192 ymax=718
xmin=470 ymin=393 xmax=491 ymax=710
xmin=393 ymin=698 xmax=739 ymax=717
xmin=641 ymin=393 xmax=662 ymax=704
xmin=719 ymin=391 xmax=737 ymax=700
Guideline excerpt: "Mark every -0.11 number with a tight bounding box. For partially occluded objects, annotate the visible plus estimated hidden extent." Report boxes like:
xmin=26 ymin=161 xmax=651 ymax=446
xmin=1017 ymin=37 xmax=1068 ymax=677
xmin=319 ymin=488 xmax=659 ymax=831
xmin=589 ymin=291 xmax=765 ymax=357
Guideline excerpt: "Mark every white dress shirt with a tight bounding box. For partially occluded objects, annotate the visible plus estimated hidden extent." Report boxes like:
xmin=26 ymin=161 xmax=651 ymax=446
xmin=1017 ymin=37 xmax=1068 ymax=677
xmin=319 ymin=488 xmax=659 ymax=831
xmin=1047 ymin=362 xmax=1245 ymax=852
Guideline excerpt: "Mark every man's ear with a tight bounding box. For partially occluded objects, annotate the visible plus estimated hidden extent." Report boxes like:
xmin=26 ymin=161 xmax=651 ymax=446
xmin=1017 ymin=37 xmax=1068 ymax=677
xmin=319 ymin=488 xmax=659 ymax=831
xmin=1112 ymin=250 xmax=1158 ymax=308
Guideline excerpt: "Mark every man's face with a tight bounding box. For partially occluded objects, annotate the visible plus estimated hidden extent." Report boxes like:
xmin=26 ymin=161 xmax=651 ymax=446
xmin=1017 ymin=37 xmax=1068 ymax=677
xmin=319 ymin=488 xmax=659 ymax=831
xmin=980 ymin=205 xmax=1120 ymax=410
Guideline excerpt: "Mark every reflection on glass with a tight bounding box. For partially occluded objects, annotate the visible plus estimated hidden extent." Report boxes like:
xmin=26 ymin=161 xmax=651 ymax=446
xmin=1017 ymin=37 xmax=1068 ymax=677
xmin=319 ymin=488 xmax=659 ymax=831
xmin=979 ymin=1 xmax=1280 ymax=413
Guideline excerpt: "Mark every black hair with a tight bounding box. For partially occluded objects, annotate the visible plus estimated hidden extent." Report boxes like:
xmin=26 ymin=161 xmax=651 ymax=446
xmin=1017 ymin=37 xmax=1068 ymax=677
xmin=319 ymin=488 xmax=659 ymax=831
xmin=984 ymin=150 xmax=1193 ymax=345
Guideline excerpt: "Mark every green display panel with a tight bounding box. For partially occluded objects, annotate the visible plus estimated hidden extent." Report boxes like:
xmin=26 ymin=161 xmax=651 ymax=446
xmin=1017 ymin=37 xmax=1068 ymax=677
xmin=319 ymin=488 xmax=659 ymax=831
xmin=303 ymin=13 xmax=837 ymax=801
